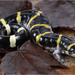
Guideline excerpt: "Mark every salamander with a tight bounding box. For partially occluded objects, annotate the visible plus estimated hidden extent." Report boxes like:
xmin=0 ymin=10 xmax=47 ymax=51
xmin=0 ymin=23 xmax=27 ymax=48
xmin=0 ymin=10 xmax=75 ymax=63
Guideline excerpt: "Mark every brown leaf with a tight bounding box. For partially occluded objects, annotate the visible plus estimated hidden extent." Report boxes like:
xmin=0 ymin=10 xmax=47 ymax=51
xmin=0 ymin=48 xmax=14 ymax=53
xmin=0 ymin=51 xmax=39 ymax=74
xmin=0 ymin=40 xmax=66 ymax=74
xmin=20 ymin=40 xmax=65 ymax=67
xmin=35 ymin=0 xmax=75 ymax=31
xmin=57 ymin=65 xmax=75 ymax=75
xmin=0 ymin=0 xmax=32 ymax=18
xmin=0 ymin=68 xmax=2 ymax=75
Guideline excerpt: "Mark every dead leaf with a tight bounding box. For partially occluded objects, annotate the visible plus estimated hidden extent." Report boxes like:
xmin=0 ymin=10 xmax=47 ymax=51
xmin=35 ymin=0 xmax=75 ymax=31
xmin=0 ymin=68 xmax=2 ymax=75
xmin=57 ymin=65 xmax=75 ymax=75
xmin=0 ymin=40 xmax=66 ymax=74
xmin=0 ymin=0 xmax=32 ymax=18
xmin=0 ymin=51 xmax=39 ymax=74
xmin=0 ymin=48 xmax=15 ymax=53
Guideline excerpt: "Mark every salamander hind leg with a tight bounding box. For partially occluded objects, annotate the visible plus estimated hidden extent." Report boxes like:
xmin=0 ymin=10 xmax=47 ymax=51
xmin=51 ymin=34 xmax=69 ymax=65
xmin=53 ymin=48 xmax=68 ymax=65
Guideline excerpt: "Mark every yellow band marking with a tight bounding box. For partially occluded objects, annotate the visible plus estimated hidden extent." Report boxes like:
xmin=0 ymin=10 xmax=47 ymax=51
xmin=10 ymin=35 xmax=16 ymax=48
xmin=67 ymin=43 xmax=75 ymax=50
xmin=71 ymin=54 xmax=75 ymax=57
xmin=27 ymin=11 xmax=42 ymax=27
xmin=65 ymin=51 xmax=69 ymax=55
xmin=36 ymin=32 xmax=51 ymax=43
xmin=30 ymin=24 xmax=51 ymax=31
xmin=17 ymin=27 xmax=26 ymax=33
xmin=5 ymin=24 xmax=11 ymax=35
xmin=0 ymin=19 xmax=11 ymax=35
xmin=0 ymin=18 xmax=6 ymax=26
xmin=17 ymin=12 xmax=21 ymax=23
xmin=57 ymin=34 xmax=62 ymax=49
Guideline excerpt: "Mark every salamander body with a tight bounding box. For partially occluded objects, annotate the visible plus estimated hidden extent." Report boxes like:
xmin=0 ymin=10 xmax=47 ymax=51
xmin=0 ymin=10 xmax=75 ymax=62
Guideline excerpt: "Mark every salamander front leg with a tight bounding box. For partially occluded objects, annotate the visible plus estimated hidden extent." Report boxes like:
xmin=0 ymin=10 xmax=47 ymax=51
xmin=53 ymin=49 xmax=66 ymax=65
xmin=53 ymin=49 xmax=61 ymax=61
